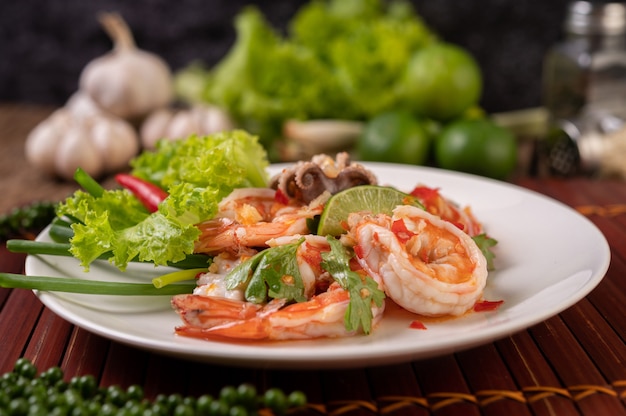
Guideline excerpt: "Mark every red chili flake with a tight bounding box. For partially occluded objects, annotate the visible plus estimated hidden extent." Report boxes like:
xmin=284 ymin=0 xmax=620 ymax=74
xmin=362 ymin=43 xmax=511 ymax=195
xmin=474 ymin=300 xmax=504 ymax=312
xmin=410 ymin=185 xmax=440 ymax=203
xmin=452 ymin=221 xmax=466 ymax=231
xmin=354 ymin=244 xmax=364 ymax=259
xmin=391 ymin=219 xmax=414 ymax=243
xmin=409 ymin=320 xmax=427 ymax=330
xmin=274 ymin=188 xmax=289 ymax=205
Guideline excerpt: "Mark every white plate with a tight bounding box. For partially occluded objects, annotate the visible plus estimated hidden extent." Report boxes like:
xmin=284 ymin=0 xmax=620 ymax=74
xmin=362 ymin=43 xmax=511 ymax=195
xmin=25 ymin=164 xmax=611 ymax=369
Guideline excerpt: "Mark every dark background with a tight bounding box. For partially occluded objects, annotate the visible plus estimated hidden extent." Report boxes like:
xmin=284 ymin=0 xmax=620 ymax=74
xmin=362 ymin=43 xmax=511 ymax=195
xmin=0 ymin=0 xmax=572 ymax=114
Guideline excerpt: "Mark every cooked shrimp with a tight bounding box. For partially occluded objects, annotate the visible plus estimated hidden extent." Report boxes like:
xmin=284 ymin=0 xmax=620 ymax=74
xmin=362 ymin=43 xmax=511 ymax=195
xmin=350 ymin=205 xmax=488 ymax=317
xmin=410 ymin=185 xmax=483 ymax=236
xmin=194 ymin=188 xmax=325 ymax=255
xmin=193 ymin=252 xmax=249 ymax=300
xmin=172 ymin=283 xmax=385 ymax=340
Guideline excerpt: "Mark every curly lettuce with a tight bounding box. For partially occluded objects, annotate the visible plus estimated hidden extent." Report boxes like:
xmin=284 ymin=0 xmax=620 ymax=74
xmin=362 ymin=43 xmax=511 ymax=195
xmin=175 ymin=0 xmax=436 ymax=150
xmin=57 ymin=130 xmax=269 ymax=271
xmin=206 ymin=7 xmax=348 ymax=144
xmin=291 ymin=0 xmax=434 ymax=117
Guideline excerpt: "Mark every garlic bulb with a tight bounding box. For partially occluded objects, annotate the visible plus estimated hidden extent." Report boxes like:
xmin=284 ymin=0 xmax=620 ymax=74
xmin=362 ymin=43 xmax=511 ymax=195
xmin=80 ymin=12 xmax=173 ymax=120
xmin=140 ymin=105 xmax=235 ymax=149
xmin=25 ymin=108 xmax=139 ymax=180
xmin=65 ymin=91 xmax=105 ymax=119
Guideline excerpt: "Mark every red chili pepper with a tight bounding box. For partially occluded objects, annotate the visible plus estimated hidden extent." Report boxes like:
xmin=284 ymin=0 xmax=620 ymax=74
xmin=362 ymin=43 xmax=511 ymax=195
xmin=391 ymin=219 xmax=415 ymax=243
xmin=115 ymin=173 xmax=168 ymax=213
xmin=473 ymin=299 xmax=504 ymax=312
xmin=409 ymin=185 xmax=440 ymax=204
xmin=353 ymin=243 xmax=365 ymax=259
xmin=409 ymin=320 xmax=427 ymax=330
xmin=274 ymin=188 xmax=290 ymax=205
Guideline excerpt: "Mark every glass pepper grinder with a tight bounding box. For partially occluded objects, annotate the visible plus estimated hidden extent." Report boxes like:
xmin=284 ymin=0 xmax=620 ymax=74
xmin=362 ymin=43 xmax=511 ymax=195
xmin=541 ymin=1 xmax=626 ymax=176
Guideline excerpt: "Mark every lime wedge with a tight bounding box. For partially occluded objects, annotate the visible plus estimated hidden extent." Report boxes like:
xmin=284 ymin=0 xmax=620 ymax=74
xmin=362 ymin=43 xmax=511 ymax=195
xmin=317 ymin=185 xmax=420 ymax=236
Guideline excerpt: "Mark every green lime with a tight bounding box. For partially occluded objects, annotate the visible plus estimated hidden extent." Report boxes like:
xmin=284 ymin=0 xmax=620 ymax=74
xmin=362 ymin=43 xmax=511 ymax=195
xmin=357 ymin=111 xmax=432 ymax=165
xmin=435 ymin=118 xmax=518 ymax=179
xmin=402 ymin=42 xmax=482 ymax=121
xmin=317 ymin=185 xmax=418 ymax=236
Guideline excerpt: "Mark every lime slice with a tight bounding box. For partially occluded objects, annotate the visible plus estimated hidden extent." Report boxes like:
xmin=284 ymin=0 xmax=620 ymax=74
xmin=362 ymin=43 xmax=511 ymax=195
xmin=317 ymin=185 xmax=420 ymax=236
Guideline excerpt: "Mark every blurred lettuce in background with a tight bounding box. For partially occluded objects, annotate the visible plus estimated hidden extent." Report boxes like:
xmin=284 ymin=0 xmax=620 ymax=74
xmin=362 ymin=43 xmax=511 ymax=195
xmin=174 ymin=0 xmax=437 ymax=155
xmin=291 ymin=0 xmax=433 ymax=117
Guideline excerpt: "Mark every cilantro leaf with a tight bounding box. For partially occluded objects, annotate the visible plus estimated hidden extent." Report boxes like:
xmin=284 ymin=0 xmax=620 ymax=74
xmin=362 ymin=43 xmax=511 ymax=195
xmin=224 ymin=251 xmax=265 ymax=292
xmin=258 ymin=239 xmax=306 ymax=302
xmin=321 ymin=236 xmax=385 ymax=334
xmin=472 ymin=233 xmax=498 ymax=270
xmin=224 ymin=238 xmax=306 ymax=304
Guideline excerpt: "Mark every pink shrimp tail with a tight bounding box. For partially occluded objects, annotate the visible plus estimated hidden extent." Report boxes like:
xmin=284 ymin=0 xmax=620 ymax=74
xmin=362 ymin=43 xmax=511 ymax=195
xmin=172 ymin=294 xmax=261 ymax=329
xmin=173 ymin=297 xmax=287 ymax=340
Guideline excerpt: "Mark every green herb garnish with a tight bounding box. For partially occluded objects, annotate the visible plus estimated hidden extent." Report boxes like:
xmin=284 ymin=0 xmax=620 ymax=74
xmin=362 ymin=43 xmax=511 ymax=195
xmin=472 ymin=233 xmax=498 ymax=270
xmin=225 ymin=238 xmax=306 ymax=304
xmin=321 ymin=236 xmax=385 ymax=334
xmin=0 ymin=273 xmax=195 ymax=296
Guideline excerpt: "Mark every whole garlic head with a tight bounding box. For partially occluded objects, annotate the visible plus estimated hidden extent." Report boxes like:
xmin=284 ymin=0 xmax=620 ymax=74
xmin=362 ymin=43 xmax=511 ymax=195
xmin=65 ymin=91 xmax=105 ymax=119
xmin=25 ymin=107 xmax=140 ymax=181
xmin=80 ymin=12 xmax=173 ymax=120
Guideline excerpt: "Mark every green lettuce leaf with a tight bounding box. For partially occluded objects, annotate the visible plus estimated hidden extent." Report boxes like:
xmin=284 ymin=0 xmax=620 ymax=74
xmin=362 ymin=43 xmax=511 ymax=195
xmin=174 ymin=0 xmax=436 ymax=149
xmin=133 ymin=130 xmax=269 ymax=225
xmin=132 ymin=131 xmax=268 ymax=193
xmin=206 ymin=7 xmax=347 ymax=143
xmin=58 ymin=189 xmax=148 ymax=229
xmin=159 ymin=183 xmax=221 ymax=226
xmin=291 ymin=0 xmax=434 ymax=117
xmin=58 ymin=130 xmax=269 ymax=271
xmin=58 ymin=191 xmax=200 ymax=271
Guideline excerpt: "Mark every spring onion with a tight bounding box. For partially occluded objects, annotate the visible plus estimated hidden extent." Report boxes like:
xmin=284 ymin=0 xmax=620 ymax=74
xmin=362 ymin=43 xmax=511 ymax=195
xmin=0 ymin=273 xmax=195 ymax=296
xmin=5 ymin=239 xmax=211 ymax=270
xmin=73 ymin=167 xmax=105 ymax=197
xmin=152 ymin=268 xmax=205 ymax=289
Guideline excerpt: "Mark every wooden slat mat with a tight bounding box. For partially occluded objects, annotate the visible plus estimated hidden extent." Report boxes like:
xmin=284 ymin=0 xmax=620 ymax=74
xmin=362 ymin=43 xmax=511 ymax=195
xmin=2 ymin=105 xmax=626 ymax=415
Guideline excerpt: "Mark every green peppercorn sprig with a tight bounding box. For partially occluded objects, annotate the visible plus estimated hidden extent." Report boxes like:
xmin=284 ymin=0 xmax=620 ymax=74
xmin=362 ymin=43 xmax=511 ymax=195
xmin=0 ymin=201 xmax=57 ymax=241
xmin=1 ymin=358 xmax=307 ymax=415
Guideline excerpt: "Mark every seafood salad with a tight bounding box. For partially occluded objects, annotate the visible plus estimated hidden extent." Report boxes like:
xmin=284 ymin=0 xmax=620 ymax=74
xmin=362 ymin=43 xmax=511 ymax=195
xmin=45 ymin=132 xmax=498 ymax=343
xmin=171 ymin=153 xmax=496 ymax=342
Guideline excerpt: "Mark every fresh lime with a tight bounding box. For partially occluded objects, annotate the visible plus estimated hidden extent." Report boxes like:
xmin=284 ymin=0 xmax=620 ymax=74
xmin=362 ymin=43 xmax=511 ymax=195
xmin=435 ymin=118 xmax=518 ymax=179
xmin=357 ymin=111 xmax=432 ymax=165
xmin=317 ymin=185 xmax=419 ymax=236
xmin=402 ymin=42 xmax=482 ymax=121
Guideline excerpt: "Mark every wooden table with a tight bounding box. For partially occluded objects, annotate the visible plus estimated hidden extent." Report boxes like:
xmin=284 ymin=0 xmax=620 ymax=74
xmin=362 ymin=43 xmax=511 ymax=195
xmin=2 ymin=103 xmax=626 ymax=415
